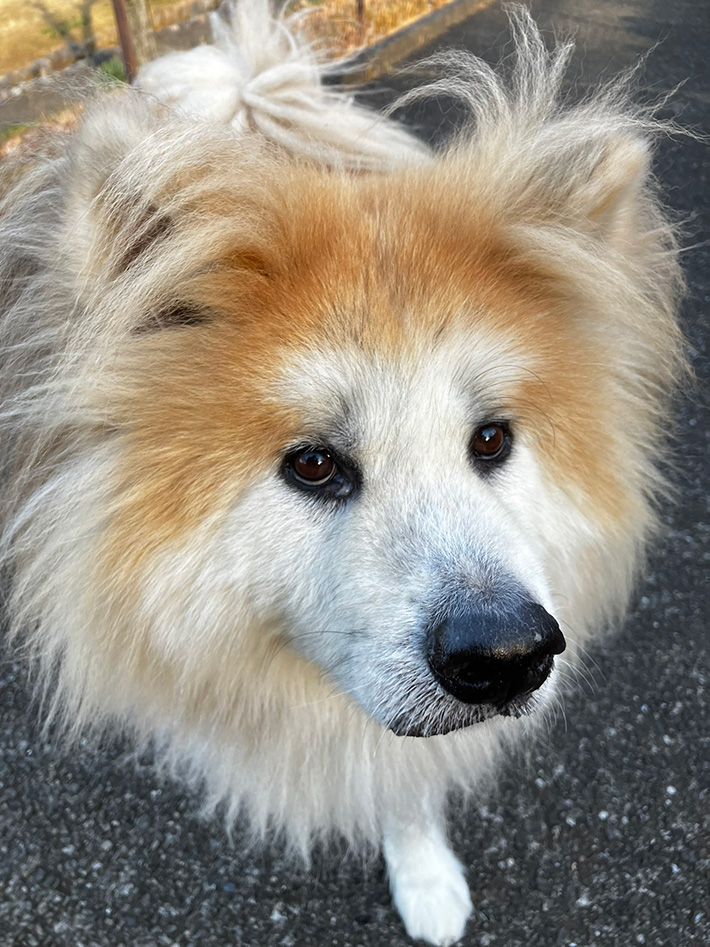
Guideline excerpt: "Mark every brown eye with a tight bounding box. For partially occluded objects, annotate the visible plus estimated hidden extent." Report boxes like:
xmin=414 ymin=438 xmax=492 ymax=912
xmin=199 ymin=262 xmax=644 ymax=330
xmin=471 ymin=422 xmax=510 ymax=462
xmin=291 ymin=448 xmax=336 ymax=485
xmin=284 ymin=444 xmax=359 ymax=501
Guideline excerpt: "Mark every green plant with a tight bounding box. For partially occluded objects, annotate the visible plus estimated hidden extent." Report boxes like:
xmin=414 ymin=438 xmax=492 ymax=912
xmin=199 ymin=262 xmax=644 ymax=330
xmin=0 ymin=123 xmax=31 ymax=144
xmin=41 ymin=15 xmax=85 ymax=40
xmin=98 ymin=55 xmax=127 ymax=82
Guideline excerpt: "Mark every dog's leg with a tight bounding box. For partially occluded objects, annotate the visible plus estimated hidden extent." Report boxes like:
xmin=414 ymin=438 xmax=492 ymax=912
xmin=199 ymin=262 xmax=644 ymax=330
xmin=383 ymin=810 xmax=472 ymax=946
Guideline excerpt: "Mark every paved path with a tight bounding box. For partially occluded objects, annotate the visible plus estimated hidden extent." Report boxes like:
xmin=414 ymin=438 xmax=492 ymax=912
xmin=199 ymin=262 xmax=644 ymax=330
xmin=1 ymin=1 xmax=708 ymax=945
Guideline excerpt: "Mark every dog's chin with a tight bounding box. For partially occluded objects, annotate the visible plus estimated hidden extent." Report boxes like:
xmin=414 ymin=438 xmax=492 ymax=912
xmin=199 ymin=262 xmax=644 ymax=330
xmin=386 ymin=693 xmax=537 ymax=739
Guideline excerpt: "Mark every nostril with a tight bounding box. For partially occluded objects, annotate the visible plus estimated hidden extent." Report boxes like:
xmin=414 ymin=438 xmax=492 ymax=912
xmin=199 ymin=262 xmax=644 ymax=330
xmin=448 ymin=657 xmax=513 ymax=705
xmin=541 ymin=619 xmax=566 ymax=658
xmin=455 ymin=659 xmax=491 ymax=688
xmin=516 ymin=652 xmax=555 ymax=698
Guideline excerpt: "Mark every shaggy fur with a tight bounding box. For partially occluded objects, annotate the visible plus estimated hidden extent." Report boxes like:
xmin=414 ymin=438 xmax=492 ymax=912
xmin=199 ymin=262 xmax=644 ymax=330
xmin=0 ymin=3 xmax=685 ymax=944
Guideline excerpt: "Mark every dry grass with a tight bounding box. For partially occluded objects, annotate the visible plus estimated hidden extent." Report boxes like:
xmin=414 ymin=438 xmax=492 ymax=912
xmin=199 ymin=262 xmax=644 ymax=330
xmin=1 ymin=0 xmax=453 ymax=78
xmin=0 ymin=0 xmax=180 ymax=75
xmin=289 ymin=0 xmax=451 ymax=56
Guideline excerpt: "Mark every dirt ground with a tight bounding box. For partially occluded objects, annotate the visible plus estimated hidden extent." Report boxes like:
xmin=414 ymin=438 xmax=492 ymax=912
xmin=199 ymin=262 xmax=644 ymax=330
xmin=289 ymin=0 xmax=447 ymax=55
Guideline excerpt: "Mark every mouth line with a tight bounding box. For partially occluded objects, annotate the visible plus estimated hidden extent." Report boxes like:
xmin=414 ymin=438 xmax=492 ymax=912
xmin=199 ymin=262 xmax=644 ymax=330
xmin=387 ymin=693 xmax=534 ymax=738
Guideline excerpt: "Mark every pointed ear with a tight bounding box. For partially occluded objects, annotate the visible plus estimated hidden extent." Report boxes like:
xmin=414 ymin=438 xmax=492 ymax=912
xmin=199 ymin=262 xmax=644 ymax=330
xmin=64 ymin=100 xmax=177 ymax=283
xmin=522 ymin=130 xmax=652 ymax=248
xmin=576 ymin=133 xmax=651 ymax=244
xmin=61 ymin=98 xmax=279 ymax=335
xmin=67 ymin=99 xmax=154 ymax=208
xmin=61 ymin=101 xmax=220 ymax=332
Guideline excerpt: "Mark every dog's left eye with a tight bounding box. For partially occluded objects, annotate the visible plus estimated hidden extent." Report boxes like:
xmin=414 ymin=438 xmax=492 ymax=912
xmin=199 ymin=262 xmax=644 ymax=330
xmin=283 ymin=446 xmax=358 ymax=500
xmin=291 ymin=448 xmax=336 ymax=486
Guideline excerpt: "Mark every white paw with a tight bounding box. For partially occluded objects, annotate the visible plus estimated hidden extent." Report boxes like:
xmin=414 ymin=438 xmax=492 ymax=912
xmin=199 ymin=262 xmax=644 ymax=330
xmin=387 ymin=839 xmax=473 ymax=945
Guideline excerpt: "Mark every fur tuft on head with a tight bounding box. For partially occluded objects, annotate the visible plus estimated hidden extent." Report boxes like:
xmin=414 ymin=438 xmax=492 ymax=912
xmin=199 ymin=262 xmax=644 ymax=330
xmin=136 ymin=0 xmax=428 ymax=169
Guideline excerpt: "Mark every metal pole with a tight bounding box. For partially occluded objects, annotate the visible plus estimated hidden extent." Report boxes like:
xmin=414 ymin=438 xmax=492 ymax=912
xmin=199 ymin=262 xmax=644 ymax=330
xmin=357 ymin=0 xmax=365 ymax=29
xmin=111 ymin=0 xmax=157 ymax=83
xmin=111 ymin=0 xmax=138 ymax=82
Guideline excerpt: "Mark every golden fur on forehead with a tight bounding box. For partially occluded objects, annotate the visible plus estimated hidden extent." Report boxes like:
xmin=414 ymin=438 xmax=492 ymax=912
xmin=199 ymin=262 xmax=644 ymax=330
xmin=94 ymin=140 xmax=678 ymax=555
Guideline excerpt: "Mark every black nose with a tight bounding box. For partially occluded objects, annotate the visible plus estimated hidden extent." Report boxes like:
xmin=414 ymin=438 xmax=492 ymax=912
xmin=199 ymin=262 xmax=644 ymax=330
xmin=426 ymin=599 xmax=565 ymax=706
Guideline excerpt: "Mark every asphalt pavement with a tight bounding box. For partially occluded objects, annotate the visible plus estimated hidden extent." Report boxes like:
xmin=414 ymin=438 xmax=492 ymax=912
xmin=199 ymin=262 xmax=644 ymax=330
xmin=1 ymin=1 xmax=708 ymax=946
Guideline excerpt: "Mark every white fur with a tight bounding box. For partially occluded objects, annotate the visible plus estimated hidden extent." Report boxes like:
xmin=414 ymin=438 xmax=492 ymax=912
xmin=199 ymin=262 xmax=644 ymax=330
xmin=384 ymin=814 xmax=473 ymax=945
xmin=137 ymin=0 xmax=428 ymax=169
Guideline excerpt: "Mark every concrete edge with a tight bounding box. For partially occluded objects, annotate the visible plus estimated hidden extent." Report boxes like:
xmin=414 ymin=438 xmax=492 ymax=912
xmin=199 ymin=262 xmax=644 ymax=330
xmin=332 ymin=0 xmax=497 ymax=85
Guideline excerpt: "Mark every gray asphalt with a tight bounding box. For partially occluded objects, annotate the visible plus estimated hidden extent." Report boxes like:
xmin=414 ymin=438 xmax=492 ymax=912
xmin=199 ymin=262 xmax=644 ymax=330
xmin=1 ymin=1 xmax=708 ymax=946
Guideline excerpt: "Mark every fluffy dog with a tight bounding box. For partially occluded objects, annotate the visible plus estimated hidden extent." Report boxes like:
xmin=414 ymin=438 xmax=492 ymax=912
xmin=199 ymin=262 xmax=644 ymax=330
xmin=0 ymin=2 xmax=684 ymax=943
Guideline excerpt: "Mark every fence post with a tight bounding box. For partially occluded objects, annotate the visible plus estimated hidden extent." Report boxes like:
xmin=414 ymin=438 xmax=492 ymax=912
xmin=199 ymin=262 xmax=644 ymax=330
xmin=111 ymin=0 xmax=157 ymax=82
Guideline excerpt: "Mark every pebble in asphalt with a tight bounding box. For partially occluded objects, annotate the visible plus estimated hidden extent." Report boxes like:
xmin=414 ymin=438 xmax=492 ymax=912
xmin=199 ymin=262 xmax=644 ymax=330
xmin=1 ymin=1 xmax=708 ymax=945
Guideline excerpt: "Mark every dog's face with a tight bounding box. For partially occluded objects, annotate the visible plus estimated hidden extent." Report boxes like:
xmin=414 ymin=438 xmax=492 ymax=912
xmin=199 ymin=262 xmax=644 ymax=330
xmin=249 ymin=333 xmax=566 ymax=737
xmin=80 ymin=151 xmax=654 ymax=740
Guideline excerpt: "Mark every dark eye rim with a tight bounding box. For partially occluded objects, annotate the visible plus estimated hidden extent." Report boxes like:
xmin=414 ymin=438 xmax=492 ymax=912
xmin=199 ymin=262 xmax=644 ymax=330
xmin=282 ymin=443 xmax=360 ymax=500
xmin=470 ymin=421 xmax=513 ymax=466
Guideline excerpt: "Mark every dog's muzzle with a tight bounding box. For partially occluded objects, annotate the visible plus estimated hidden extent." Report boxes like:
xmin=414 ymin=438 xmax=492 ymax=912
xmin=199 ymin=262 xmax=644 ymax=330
xmin=426 ymin=598 xmax=565 ymax=708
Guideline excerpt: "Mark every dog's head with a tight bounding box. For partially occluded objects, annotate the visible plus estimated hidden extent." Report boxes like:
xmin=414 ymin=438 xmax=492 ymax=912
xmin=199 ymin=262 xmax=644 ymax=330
xmin=18 ymin=91 xmax=676 ymax=742
xmin=4 ymin=63 xmax=682 ymax=742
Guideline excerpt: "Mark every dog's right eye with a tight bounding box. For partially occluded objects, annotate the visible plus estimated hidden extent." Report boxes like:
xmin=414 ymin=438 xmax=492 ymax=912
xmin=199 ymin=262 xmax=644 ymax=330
xmin=283 ymin=446 xmax=359 ymax=500
xmin=469 ymin=421 xmax=512 ymax=471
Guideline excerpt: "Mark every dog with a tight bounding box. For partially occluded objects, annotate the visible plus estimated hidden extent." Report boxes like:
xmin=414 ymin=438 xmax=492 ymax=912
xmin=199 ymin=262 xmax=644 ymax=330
xmin=0 ymin=2 xmax=685 ymax=944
